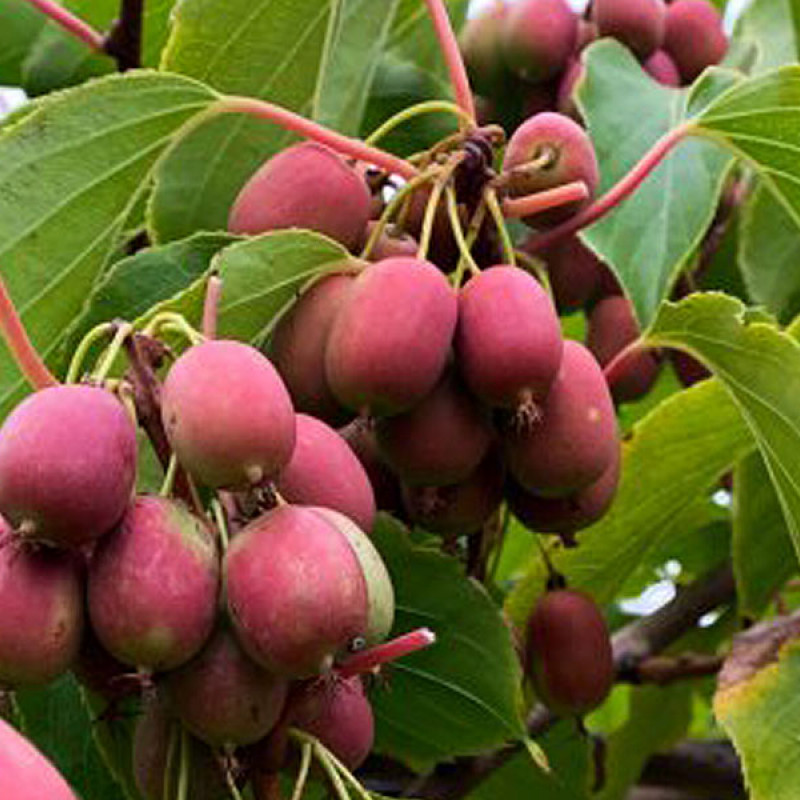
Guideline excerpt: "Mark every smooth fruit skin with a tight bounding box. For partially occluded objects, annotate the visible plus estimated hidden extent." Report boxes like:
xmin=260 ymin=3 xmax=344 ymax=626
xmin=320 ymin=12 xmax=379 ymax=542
xmin=459 ymin=1 xmax=512 ymax=95
xmin=325 ymin=257 xmax=458 ymax=416
xmin=269 ymin=270 xmax=357 ymax=426
xmin=88 ymin=496 xmax=219 ymax=671
xmin=643 ymin=49 xmax=680 ymax=86
xmin=376 ymin=372 xmax=493 ymax=486
xmin=502 ymin=112 xmax=599 ymax=225
xmin=311 ymin=507 xmax=395 ymax=647
xmin=534 ymin=234 xmax=605 ymax=313
xmin=0 ymin=521 xmax=83 ymax=686
xmin=225 ymin=505 xmax=369 ymax=677
xmin=291 ymin=676 xmax=374 ymax=771
xmin=664 ymin=0 xmax=727 ymax=83
xmin=505 ymin=340 xmax=617 ymax=496
xmin=0 ymin=718 xmax=77 ymax=800
xmin=502 ymin=0 xmax=578 ymax=82
xmin=507 ymin=445 xmax=620 ymax=538
xmin=456 ymin=266 xmax=563 ymax=410
xmin=586 ymin=295 xmax=662 ymax=404
xmin=162 ymin=340 xmax=296 ymax=489
xmin=275 ymin=414 xmax=376 ymax=532
xmin=592 ymin=0 xmax=666 ymax=59
xmin=228 ymin=142 xmax=371 ymax=251
xmin=0 ymin=384 xmax=137 ymax=547
xmin=164 ymin=626 xmax=288 ymax=748
xmin=526 ymin=589 xmax=614 ymax=715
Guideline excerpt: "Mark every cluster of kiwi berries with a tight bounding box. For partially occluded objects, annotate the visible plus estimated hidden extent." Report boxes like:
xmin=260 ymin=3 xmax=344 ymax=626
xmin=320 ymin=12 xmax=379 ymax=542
xmin=461 ymin=0 xmax=728 ymax=403
xmin=0 ymin=329 xmax=406 ymax=795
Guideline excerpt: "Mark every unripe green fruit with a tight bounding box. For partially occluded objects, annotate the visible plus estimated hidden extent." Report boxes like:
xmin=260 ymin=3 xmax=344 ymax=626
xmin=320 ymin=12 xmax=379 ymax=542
xmin=505 ymin=340 xmax=617 ymax=496
xmin=276 ymin=413 xmax=376 ymax=533
xmin=325 ymin=257 xmax=458 ymax=416
xmin=586 ymin=295 xmax=661 ymax=404
xmin=291 ymin=676 xmax=374 ymax=771
xmin=592 ymin=0 xmax=666 ymax=59
xmin=0 ymin=521 xmax=83 ymax=686
xmin=456 ymin=265 xmax=563 ymax=412
xmin=376 ymin=371 xmax=493 ymax=487
xmin=502 ymin=0 xmax=578 ymax=82
xmin=164 ymin=626 xmax=288 ymax=748
xmin=88 ymin=496 xmax=219 ymax=671
xmin=225 ymin=505 xmax=369 ymax=677
xmin=664 ymin=0 xmax=727 ymax=82
xmin=162 ymin=340 xmax=296 ymax=489
xmin=0 ymin=384 xmax=137 ymax=548
xmin=0 ymin=718 xmax=78 ymax=800
xmin=502 ymin=112 xmax=599 ymax=226
xmin=228 ymin=142 xmax=372 ymax=250
xmin=526 ymin=589 xmax=614 ymax=715
xmin=269 ymin=270 xmax=357 ymax=426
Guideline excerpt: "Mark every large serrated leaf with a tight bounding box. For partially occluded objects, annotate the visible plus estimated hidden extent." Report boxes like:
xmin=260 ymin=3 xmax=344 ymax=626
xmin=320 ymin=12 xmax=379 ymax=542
xmin=0 ymin=71 xmax=217 ymax=422
xmin=152 ymin=0 xmax=334 ymax=241
xmin=370 ymin=515 xmax=525 ymax=771
xmin=0 ymin=0 xmax=47 ymax=86
xmin=733 ymin=451 xmax=797 ymax=618
xmin=646 ymin=292 xmax=800 ymax=568
xmin=575 ymin=40 xmax=735 ymax=327
xmin=715 ymin=616 xmax=800 ymax=800
xmin=506 ymin=379 xmax=753 ymax=626
xmin=734 ymin=0 xmax=800 ymax=74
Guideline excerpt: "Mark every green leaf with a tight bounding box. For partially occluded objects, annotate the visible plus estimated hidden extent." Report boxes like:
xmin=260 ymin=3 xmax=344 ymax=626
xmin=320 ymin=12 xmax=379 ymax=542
xmin=695 ymin=67 xmax=800 ymax=229
xmin=733 ymin=451 xmax=797 ymax=618
xmin=576 ymin=40 xmax=735 ymax=326
xmin=388 ymin=0 xmax=469 ymax=90
xmin=15 ymin=674 xmax=127 ymax=799
xmin=63 ymin=232 xmax=237 ymax=366
xmin=0 ymin=0 xmax=47 ymax=86
xmin=646 ymin=292 xmax=800 ymax=571
xmin=143 ymin=231 xmax=350 ymax=345
xmin=467 ymin=722 xmax=591 ymax=800
xmin=0 ymin=71 xmax=217 ymax=422
xmin=733 ymin=0 xmax=800 ymax=74
xmin=595 ymin=684 xmax=693 ymax=800
xmin=739 ymin=183 xmax=800 ymax=322
xmin=152 ymin=0 xmax=335 ymax=241
xmin=506 ymin=379 xmax=753 ymax=625
xmin=314 ymin=0 xmax=400 ymax=136
xmin=715 ymin=617 xmax=800 ymax=800
xmin=370 ymin=515 xmax=525 ymax=771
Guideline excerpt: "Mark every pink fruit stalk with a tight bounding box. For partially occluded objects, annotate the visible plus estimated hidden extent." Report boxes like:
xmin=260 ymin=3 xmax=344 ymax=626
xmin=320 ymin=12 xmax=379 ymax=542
xmin=161 ymin=339 xmax=296 ymax=489
xmin=88 ymin=495 xmax=219 ymax=671
xmin=276 ymin=414 xmax=377 ymax=532
xmin=0 ymin=384 xmax=137 ymax=547
xmin=0 ymin=717 xmax=78 ymax=800
xmin=228 ymin=142 xmax=372 ymax=251
xmin=325 ymin=257 xmax=458 ymax=416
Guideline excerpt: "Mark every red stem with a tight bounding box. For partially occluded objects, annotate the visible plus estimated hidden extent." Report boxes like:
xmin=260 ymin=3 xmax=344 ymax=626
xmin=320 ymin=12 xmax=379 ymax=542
xmin=423 ymin=0 xmax=476 ymax=122
xmin=603 ymin=337 xmax=651 ymax=386
xmin=527 ymin=123 xmax=691 ymax=252
xmin=216 ymin=97 xmax=418 ymax=181
xmin=23 ymin=0 xmax=105 ymax=51
xmin=501 ymin=181 xmax=590 ymax=219
xmin=202 ymin=274 xmax=222 ymax=340
xmin=336 ymin=628 xmax=436 ymax=678
xmin=0 ymin=274 xmax=58 ymax=390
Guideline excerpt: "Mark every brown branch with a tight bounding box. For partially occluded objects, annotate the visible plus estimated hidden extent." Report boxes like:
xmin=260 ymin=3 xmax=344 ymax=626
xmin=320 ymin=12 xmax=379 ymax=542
xmin=621 ymin=653 xmax=724 ymax=686
xmin=103 ymin=0 xmax=143 ymax=71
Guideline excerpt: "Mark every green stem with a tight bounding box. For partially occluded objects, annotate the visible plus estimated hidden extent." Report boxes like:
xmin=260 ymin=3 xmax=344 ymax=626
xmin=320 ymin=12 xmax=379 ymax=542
xmin=93 ymin=322 xmax=134 ymax=383
xmin=160 ymin=455 xmax=179 ymax=498
xmin=483 ymin=188 xmax=516 ymax=267
xmin=314 ymin=743 xmax=373 ymax=800
xmin=515 ymin=249 xmax=553 ymax=303
xmin=224 ymin=767 xmax=245 ymax=800
xmin=211 ymin=499 xmax=230 ymax=552
xmin=445 ymin=185 xmax=480 ymax=277
xmin=66 ymin=322 xmax=115 ymax=384
xmin=452 ymin=202 xmax=488 ymax=287
xmin=418 ymin=177 xmax=448 ymax=261
xmin=163 ymin=723 xmax=179 ymax=800
xmin=143 ymin=312 xmax=203 ymax=347
xmin=290 ymin=742 xmax=313 ymax=800
xmin=364 ymin=101 xmax=473 ymax=146
xmin=176 ymin=729 xmax=190 ymax=800
xmin=289 ymin=730 xmax=352 ymax=800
